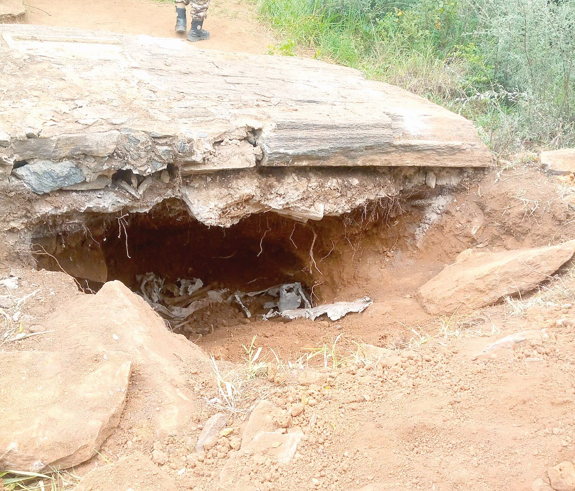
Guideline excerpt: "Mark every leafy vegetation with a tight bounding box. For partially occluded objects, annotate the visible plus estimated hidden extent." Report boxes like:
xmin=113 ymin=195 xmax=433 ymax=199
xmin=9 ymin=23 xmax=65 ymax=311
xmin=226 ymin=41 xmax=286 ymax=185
xmin=258 ymin=0 xmax=575 ymax=155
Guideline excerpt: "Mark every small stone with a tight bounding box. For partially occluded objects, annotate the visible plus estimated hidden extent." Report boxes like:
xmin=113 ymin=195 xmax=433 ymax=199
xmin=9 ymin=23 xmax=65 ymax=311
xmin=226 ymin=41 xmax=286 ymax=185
xmin=196 ymin=414 xmax=228 ymax=452
xmin=290 ymin=404 xmax=304 ymax=418
xmin=152 ymin=449 xmax=168 ymax=465
xmin=548 ymin=461 xmax=575 ymax=491
xmin=229 ymin=437 xmax=241 ymax=450
xmin=426 ymin=170 xmax=437 ymax=188
xmin=0 ymin=295 xmax=14 ymax=309
xmin=532 ymin=478 xmax=552 ymax=491
xmin=160 ymin=170 xmax=170 ymax=183
xmin=274 ymin=411 xmax=291 ymax=428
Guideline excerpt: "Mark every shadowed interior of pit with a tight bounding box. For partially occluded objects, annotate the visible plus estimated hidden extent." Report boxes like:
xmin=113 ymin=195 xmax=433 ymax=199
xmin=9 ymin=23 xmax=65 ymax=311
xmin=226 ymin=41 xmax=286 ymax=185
xmin=32 ymin=199 xmax=321 ymax=294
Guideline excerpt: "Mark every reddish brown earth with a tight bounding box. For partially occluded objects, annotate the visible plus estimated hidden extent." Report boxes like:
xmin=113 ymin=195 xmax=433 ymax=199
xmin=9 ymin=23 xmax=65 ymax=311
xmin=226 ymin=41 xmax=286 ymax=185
xmin=3 ymin=2 xmax=575 ymax=490
xmin=3 ymin=165 xmax=575 ymax=491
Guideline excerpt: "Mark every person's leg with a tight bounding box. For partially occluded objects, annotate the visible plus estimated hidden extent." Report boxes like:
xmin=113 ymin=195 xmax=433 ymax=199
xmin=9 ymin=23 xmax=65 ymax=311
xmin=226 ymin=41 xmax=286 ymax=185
xmin=186 ymin=0 xmax=210 ymax=42
xmin=175 ymin=0 xmax=190 ymax=34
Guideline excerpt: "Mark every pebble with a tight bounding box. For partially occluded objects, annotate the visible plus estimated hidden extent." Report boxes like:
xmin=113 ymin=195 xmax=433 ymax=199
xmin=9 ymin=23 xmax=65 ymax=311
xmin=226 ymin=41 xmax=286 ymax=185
xmin=548 ymin=461 xmax=575 ymax=491
xmin=152 ymin=449 xmax=168 ymax=465
xmin=291 ymin=404 xmax=304 ymax=417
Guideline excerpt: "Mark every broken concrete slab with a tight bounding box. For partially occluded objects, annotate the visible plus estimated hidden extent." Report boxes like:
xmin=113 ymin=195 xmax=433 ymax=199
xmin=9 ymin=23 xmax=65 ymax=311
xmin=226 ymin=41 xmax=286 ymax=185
xmin=74 ymin=452 xmax=178 ymax=491
xmin=13 ymin=160 xmax=86 ymax=194
xmin=419 ymin=241 xmax=575 ymax=315
xmin=541 ymin=148 xmax=575 ymax=175
xmin=0 ymin=351 xmax=131 ymax=472
xmin=0 ymin=0 xmax=25 ymax=23
xmin=0 ymin=24 xmax=491 ymax=197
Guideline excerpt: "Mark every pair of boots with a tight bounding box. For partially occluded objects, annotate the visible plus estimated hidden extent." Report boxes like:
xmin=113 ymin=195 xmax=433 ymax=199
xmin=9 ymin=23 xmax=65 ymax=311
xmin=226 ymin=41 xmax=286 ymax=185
xmin=175 ymin=8 xmax=209 ymax=42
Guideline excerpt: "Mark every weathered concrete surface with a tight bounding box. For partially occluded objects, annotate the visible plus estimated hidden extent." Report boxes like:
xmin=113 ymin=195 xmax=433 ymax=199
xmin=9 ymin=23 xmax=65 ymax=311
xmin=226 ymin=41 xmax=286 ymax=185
xmin=419 ymin=241 xmax=575 ymax=315
xmin=0 ymin=351 xmax=131 ymax=472
xmin=0 ymin=25 xmax=490 ymax=191
xmin=0 ymin=0 xmax=25 ymax=23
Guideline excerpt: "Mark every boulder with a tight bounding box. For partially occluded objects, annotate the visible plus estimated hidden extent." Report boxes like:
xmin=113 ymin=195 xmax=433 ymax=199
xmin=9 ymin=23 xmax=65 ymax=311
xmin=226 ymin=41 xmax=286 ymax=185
xmin=74 ymin=452 xmax=178 ymax=491
xmin=42 ymin=281 xmax=209 ymax=436
xmin=541 ymin=149 xmax=575 ymax=175
xmin=0 ymin=351 xmax=131 ymax=472
xmin=419 ymin=241 xmax=575 ymax=315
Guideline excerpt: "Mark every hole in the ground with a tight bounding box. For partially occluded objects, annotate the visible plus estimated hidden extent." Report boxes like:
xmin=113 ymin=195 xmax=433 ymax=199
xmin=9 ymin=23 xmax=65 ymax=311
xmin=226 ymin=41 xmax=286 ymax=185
xmin=31 ymin=197 xmax=406 ymax=336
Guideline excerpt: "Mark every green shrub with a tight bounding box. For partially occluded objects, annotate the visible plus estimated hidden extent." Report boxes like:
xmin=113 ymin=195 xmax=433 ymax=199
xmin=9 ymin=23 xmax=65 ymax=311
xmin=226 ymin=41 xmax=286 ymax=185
xmin=257 ymin=0 xmax=575 ymax=154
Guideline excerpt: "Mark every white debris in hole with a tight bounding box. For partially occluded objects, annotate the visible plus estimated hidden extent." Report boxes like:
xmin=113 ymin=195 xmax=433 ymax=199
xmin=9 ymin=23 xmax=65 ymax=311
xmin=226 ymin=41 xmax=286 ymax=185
xmin=265 ymin=297 xmax=373 ymax=321
xmin=137 ymin=273 xmax=368 ymax=326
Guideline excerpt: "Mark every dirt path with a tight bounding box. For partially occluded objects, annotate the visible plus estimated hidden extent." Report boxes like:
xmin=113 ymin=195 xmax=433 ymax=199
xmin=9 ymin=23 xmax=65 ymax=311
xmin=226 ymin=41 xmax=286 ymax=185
xmin=23 ymin=0 xmax=274 ymax=54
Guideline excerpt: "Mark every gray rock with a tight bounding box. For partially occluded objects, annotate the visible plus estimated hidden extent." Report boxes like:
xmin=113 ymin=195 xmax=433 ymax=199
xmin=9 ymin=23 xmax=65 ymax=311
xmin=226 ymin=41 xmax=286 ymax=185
xmin=13 ymin=138 xmax=56 ymax=161
xmin=13 ymin=160 xmax=86 ymax=194
xmin=53 ymin=131 xmax=119 ymax=159
xmin=196 ymin=413 xmax=228 ymax=452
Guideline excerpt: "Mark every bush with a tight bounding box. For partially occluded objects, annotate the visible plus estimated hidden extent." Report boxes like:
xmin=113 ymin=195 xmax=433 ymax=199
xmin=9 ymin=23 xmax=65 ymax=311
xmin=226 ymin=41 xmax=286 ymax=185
xmin=258 ymin=0 xmax=575 ymax=154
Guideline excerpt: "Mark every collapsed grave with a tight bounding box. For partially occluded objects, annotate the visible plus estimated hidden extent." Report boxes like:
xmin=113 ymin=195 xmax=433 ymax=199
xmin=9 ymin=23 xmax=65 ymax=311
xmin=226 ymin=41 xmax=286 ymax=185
xmin=0 ymin=25 xmax=491 ymax=335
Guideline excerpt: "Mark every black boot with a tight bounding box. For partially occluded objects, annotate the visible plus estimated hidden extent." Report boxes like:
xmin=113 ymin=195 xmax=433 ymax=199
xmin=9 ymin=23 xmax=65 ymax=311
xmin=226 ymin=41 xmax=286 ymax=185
xmin=175 ymin=7 xmax=187 ymax=35
xmin=187 ymin=19 xmax=210 ymax=42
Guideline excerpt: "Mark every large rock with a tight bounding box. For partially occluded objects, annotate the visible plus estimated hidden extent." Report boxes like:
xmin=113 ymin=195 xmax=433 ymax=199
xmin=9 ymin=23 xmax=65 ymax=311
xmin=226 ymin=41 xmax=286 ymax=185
xmin=74 ymin=452 xmax=178 ymax=491
xmin=42 ymin=281 xmax=209 ymax=436
xmin=0 ymin=352 xmax=131 ymax=472
xmin=13 ymin=160 xmax=86 ymax=194
xmin=0 ymin=24 xmax=490 ymax=190
xmin=541 ymin=149 xmax=575 ymax=175
xmin=419 ymin=241 xmax=575 ymax=315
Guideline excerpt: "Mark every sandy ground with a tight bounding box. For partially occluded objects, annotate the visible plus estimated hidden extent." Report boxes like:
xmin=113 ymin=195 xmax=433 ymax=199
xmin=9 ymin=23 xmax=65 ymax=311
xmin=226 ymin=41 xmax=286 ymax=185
xmin=22 ymin=0 xmax=275 ymax=54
